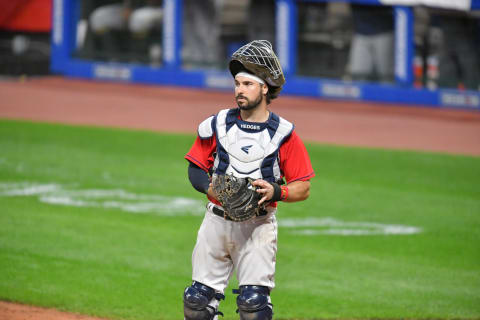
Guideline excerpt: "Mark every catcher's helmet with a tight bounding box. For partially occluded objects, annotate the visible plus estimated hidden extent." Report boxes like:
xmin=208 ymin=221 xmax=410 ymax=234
xmin=229 ymin=40 xmax=285 ymax=97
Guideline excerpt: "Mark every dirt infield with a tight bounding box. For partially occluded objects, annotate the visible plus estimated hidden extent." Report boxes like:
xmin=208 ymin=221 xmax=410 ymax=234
xmin=1 ymin=76 xmax=480 ymax=156
xmin=0 ymin=75 xmax=479 ymax=320
xmin=0 ymin=301 xmax=108 ymax=320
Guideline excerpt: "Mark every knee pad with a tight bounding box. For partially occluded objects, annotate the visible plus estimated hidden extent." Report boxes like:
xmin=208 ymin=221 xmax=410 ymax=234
xmin=183 ymin=281 xmax=224 ymax=320
xmin=235 ymin=285 xmax=273 ymax=320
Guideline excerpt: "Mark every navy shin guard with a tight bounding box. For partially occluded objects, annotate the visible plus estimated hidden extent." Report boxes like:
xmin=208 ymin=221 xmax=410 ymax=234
xmin=235 ymin=285 xmax=273 ymax=320
xmin=184 ymin=282 xmax=224 ymax=320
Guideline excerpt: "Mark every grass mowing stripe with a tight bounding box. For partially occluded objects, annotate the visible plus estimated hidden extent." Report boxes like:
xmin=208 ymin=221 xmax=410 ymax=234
xmin=0 ymin=119 xmax=479 ymax=319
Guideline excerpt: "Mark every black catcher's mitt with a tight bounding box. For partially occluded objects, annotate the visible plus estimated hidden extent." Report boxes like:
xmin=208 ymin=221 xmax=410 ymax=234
xmin=212 ymin=173 xmax=264 ymax=221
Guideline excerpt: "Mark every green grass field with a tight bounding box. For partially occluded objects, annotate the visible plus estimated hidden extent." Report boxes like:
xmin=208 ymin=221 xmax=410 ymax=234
xmin=0 ymin=119 xmax=479 ymax=320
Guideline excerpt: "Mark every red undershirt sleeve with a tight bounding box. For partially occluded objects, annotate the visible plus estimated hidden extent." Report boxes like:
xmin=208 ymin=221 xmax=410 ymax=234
xmin=185 ymin=135 xmax=217 ymax=172
xmin=279 ymin=131 xmax=315 ymax=184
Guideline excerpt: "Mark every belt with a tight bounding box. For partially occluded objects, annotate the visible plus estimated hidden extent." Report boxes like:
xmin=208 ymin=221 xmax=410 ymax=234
xmin=209 ymin=203 xmax=268 ymax=221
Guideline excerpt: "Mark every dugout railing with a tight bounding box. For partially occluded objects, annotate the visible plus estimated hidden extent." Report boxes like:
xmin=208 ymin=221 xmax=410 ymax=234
xmin=50 ymin=0 xmax=480 ymax=110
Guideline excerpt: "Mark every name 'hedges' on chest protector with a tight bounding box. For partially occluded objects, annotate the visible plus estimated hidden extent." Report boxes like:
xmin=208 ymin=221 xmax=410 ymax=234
xmin=198 ymin=108 xmax=294 ymax=182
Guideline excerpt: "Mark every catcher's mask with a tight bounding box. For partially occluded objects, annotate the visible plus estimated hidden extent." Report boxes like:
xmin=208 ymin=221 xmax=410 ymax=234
xmin=229 ymin=40 xmax=285 ymax=99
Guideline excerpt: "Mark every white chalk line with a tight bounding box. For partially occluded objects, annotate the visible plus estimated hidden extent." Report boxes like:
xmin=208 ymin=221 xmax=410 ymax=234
xmin=0 ymin=182 xmax=204 ymax=216
xmin=278 ymin=217 xmax=422 ymax=236
xmin=0 ymin=182 xmax=423 ymax=235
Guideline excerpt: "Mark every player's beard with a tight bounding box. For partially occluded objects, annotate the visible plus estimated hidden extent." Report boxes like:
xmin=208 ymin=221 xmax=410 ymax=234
xmin=236 ymin=92 xmax=264 ymax=111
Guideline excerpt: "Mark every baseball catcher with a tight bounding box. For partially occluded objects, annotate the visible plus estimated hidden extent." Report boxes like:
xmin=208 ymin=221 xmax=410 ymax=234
xmin=183 ymin=40 xmax=315 ymax=320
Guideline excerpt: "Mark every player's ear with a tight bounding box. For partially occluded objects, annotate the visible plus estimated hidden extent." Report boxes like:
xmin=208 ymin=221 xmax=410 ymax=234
xmin=262 ymin=84 xmax=268 ymax=96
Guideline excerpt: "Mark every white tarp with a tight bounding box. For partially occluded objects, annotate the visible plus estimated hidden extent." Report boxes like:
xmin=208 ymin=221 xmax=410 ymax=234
xmin=379 ymin=0 xmax=471 ymax=10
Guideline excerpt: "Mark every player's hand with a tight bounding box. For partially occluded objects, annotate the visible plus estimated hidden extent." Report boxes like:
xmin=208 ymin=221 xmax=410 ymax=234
xmin=207 ymin=182 xmax=218 ymax=201
xmin=252 ymin=179 xmax=274 ymax=205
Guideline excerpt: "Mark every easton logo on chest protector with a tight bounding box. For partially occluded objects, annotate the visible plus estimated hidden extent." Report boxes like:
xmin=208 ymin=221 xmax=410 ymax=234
xmin=241 ymin=145 xmax=253 ymax=154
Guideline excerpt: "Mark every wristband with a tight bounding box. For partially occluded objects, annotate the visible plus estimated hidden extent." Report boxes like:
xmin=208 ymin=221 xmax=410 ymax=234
xmin=280 ymin=186 xmax=289 ymax=201
xmin=270 ymin=182 xmax=282 ymax=202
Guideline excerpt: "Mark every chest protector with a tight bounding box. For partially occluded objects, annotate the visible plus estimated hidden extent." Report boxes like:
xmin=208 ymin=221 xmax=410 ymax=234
xmin=198 ymin=108 xmax=294 ymax=183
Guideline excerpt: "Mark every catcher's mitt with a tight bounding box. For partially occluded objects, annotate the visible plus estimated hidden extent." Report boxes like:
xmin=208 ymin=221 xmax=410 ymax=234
xmin=212 ymin=173 xmax=264 ymax=221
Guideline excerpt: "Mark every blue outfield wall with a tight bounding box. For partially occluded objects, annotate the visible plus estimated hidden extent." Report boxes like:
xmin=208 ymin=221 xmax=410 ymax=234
xmin=51 ymin=0 xmax=480 ymax=111
xmin=58 ymin=60 xmax=480 ymax=110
